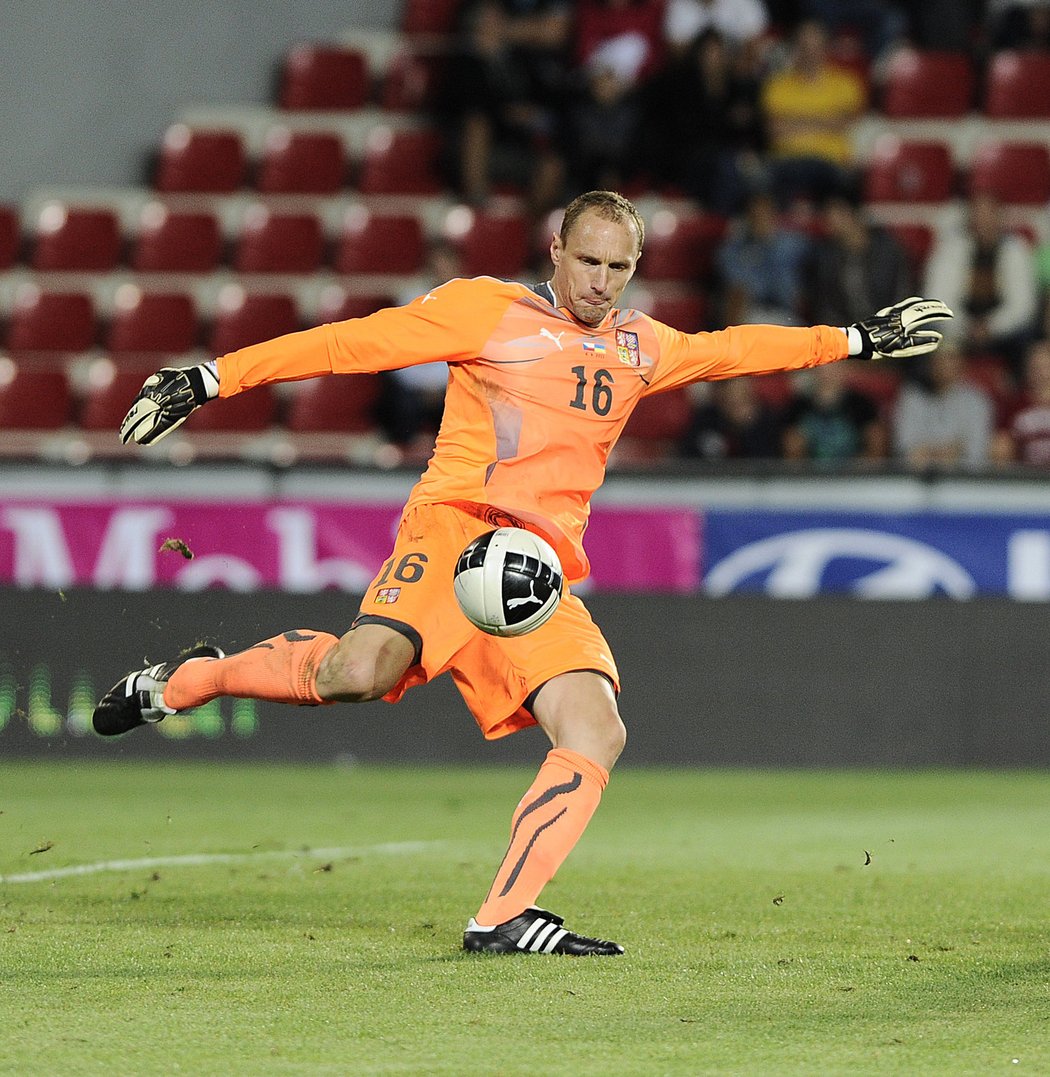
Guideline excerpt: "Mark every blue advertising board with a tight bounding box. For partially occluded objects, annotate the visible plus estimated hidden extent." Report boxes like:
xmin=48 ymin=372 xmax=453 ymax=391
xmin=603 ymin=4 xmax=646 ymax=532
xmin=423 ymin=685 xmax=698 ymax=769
xmin=703 ymin=510 xmax=1050 ymax=599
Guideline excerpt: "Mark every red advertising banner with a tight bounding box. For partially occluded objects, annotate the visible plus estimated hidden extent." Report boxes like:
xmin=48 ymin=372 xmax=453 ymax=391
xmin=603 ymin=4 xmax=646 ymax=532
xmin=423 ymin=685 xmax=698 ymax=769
xmin=0 ymin=500 xmax=700 ymax=593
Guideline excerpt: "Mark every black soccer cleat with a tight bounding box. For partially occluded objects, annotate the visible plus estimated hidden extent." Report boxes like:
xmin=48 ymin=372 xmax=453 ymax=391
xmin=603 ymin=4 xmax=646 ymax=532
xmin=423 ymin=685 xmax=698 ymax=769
xmin=463 ymin=906 xmax=624 ymax=956
xmin=92 ymin=644 xmax=224 ymax=737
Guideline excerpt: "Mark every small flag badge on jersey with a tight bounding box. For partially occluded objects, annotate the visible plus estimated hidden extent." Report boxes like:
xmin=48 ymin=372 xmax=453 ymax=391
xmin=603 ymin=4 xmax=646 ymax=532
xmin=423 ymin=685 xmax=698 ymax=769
xmin=616 ymin=329 xmax=641 ymax=367
xmin=375 ymin=587 xmax=401 ymax=604
xmin=582 ymin=339 xmax=606 ymax=354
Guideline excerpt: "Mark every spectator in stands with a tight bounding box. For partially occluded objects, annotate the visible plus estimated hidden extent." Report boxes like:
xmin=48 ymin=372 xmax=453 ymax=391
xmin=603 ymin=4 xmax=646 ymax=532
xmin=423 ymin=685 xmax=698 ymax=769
xmin=923 ymin=192 xmax=1039 ymax=378
xmin=782 ymin=360 xmax=887 ymax=461
xmin=678 ymin=376 xmax=784 ymax=459
xmin=641 ymin=29 xmax=766 ymax=212
xmin=715 ymin=189 xmax=809 ymax=325
xmin=800 ymin=0 xmax=909 ymax=60
xmin=992 ymin=339 xmax=1050 ymax=466
xmin=662 ymin=0 xmax=771 ymax=66
xmin=904 ymin=0 xmax=980 ymax=50
xmin=893 ymin=342 xmax=994 ymax=469
xmin=988 ymin=0 xmax=1050 ymax=49
xmin=561 ymin=33 xmax=648 ymax=194
xmin=761 ymin=19 xmax=865 ymax=209
xmin=805 ymin=188 xmax=911 ymax=328
xmin=444 ymin=0 xmax=566 ymax=215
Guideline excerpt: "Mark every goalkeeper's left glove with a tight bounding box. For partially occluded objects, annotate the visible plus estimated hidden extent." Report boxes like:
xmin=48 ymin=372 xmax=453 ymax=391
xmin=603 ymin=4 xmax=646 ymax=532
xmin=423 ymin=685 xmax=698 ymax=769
xmin=848 ymin=296 xmax=954 ymax=361
xmin=119 ymin=362 xmax=219 ymax=445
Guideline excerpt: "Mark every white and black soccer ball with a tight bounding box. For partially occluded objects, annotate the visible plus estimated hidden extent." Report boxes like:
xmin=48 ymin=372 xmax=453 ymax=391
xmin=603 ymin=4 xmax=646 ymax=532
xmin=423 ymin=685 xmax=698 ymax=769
xmin=453 ymin=527 xmax=564 ymax=637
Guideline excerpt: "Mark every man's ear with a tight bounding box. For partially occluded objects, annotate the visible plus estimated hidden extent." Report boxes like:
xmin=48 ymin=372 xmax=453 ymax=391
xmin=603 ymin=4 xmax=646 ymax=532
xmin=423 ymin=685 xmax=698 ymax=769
xmin=549 ymin=233 xmax=562 ymax=266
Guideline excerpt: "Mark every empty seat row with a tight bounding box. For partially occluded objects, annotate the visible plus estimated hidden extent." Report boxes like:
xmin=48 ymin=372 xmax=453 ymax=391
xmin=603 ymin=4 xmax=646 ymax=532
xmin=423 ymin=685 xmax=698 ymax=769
xmin=153 ymin=124 xmax=444 ymax=194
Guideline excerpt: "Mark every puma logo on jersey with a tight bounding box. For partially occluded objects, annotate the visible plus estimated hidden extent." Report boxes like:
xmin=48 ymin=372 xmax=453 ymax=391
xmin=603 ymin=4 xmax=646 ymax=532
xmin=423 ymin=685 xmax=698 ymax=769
xmin=540 ymin=328 xmax=566 ymax=350
xmin=506 ymin=580 xmax=544 ymax=609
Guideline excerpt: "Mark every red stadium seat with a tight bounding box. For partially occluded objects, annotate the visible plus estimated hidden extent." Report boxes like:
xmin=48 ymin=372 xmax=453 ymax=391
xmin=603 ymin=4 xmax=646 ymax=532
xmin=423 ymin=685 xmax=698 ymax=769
xmin=881 ymin=50 xmax=975 ymax=118
xmin=381 ymin=49 xmax=449 ymax=111
xmin=335 ymin=208 xmax=425 ymax=274
xmin=969 ymin=142 xmax=1050 ymax=205
xmin=639 ymin=212 xmax=727 ymax=282
xmin=885 ymin=223 xmax=934 ymax=278
xmin=621 ymin=388 xmax=692 ymax=441
xmin=358 ymin=127 xmax=444 ymax=194
xmin=153 ymin=125 xmax=247 ymax=193
xmin=256 ymin=128 xmax=347 ymax=194
xmin=845 ymin=366 xmax=901 ymax=414
xmin=401 ymin=0 xmax=462 ymax=35
xmin=79 ymin=361 xmax=156 ymax=430
xmin=30 ymin=204 xmax=122 ymax=271
xmin=6 ymin=288 xmax=95 ymax=353
xmin=442 ymin=206 xmax=529 ymax=278
xmin=131 ymin=204 xmax=223 ymax=273
xmin=0 ymin=358 xmax=72 ymax=429
xmin=985 ymin=51 xmax=1050 ymax=118
xmin=0 ymin=205 xmax=19 ymax=269
xmin=863 ymin=138 xmax=954 ymax=203
xmin=106 ymin=288 xmax=198 ymax=356
xmin=645 ymin=294 xmax=707 ymax=333
xmin=233 ymin=207 xmax=324 ymax=274
xmin=286 ymin=373 xmax=384 ymax=433
xmin=279 ymin=45 xmax=369 ymax=110
xmin=184 ymin=384 xmax=277 ymax=431
xmin=315 ymin=287 xmax=396 ymax=324
xmin=208 ymin=289 xmax=299 ymax=354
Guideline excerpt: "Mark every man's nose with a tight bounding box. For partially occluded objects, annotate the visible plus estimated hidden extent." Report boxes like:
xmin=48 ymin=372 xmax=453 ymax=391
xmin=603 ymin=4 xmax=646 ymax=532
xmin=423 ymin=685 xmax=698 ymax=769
xmin=592 ymin=266 xmax=609 ymax=291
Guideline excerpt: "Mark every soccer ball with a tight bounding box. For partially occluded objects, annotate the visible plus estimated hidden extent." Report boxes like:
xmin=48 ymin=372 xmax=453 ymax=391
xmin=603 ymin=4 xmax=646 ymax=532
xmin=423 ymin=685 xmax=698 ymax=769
xmin=453 ymin=527 xmax=564 ymax=637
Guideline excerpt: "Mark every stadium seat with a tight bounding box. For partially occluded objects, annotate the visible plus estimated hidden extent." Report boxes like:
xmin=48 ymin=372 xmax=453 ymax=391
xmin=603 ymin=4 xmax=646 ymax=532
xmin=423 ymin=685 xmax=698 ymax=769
xmin=401 ymin=0 xmax=462 ymax=35
xmin=639 ymin=212 xmax=727 ymax=282
xmin=6 ymin=288 xmax=95 ymax=353
xmin=645 ymin=294 xmax=707 ymax=334
xmin=233 ymin=207 xmax=324 ymax=274
xmin=131 ymin=203 xmax=223 ymax=273
xmin=381 ymin=49 xmax=449 ymax=112
xmin=334 ymin=208 xmax=425 ymax=274
xmin=969 ymin=142 xmax=1050 ymax=205
xmin=208 ymin=289 xmax=299 ymax=354
xmin=0 ymin=205 xmax=19 ymax=269
xmin=105 ymin=288 xmax=198 ymax=356
xmin=279 ymin=44 xmax=369 ymax=110
xmin=884 ymin=223 xmax=934 ymax=279
xmin=845 ymin=366 xmax=901 ymax=414
xmin=621 ymin=387 xmax=692 ymax=441
xmin=357 ymin=127 xmax=444 ymax=194
xmin=0 ymin=358 xmax=72 ymax=429
xmin=442 ymin=206 xmax=529 ymax=278
xmin=255 ymin=128 xmax=347 ymax=194
xmin=182 ymin=384 xmax=277 ymax=432
xmin=315 ymin=287 xmax=397 ymax=324
xmin=881 ymin=50 xmax=975 ymax=118
xmin=153 ymin=125 xmax=247 ymax=193
xmin=30 ymin=204 xmax=122 ymax=271
xmin=286 ymin=373 xmax=384 ymax=433
xmin=984 ymin=50 xmax=1050 ymax=118
xmin=863 ymin=138 xmax=954 ymax=203
xmin=79 ymin=360 xmax=156 ymax=430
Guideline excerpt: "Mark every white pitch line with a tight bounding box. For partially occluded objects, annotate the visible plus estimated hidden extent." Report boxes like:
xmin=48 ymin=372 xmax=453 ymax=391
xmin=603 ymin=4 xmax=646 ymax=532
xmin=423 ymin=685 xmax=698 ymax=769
xmin=0 ymin=841 xmax=443 ymax=885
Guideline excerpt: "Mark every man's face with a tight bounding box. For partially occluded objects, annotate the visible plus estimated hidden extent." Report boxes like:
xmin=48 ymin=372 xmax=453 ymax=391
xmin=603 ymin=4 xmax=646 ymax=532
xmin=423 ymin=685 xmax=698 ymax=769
xmin=549 ymin=210 xmax=641 ymax=327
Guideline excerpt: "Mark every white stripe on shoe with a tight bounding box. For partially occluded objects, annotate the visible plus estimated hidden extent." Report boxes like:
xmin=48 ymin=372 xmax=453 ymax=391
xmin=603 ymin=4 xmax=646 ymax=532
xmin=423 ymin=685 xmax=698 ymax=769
xmin=528 ymin=922 xmax=559 ymax=952
xmin=541 ymin=928 xmax=567 ymax=953
xmin=516 ymin=917 xmax=546 ymax=949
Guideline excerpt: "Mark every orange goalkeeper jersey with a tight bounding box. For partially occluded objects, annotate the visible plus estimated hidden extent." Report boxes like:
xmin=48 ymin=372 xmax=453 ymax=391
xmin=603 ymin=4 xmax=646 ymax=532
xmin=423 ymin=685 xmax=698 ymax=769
xmin=217 ymin=276 xmax=848 ymax=580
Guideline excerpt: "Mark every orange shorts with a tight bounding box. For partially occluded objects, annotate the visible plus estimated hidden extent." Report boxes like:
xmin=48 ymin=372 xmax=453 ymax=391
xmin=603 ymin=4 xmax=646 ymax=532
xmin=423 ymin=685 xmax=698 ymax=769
xmin=353 ymin=502 xmax=619 ymax=739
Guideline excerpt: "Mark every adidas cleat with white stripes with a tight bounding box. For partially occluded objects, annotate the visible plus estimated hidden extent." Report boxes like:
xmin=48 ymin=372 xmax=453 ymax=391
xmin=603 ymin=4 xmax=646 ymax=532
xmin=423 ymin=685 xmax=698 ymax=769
xmin=463 ymin=906 xmax=623 ymax=956
xmin=92 ymin=644 xmax=224 ymax=737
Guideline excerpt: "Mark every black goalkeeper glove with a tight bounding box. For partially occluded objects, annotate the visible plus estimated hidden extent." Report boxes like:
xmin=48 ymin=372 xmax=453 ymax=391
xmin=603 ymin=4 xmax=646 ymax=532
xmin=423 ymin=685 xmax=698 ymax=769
xmin=850 ymin=296 xmax=954 ymax=361
xmin=120 ymin=363 xmax=219 ymax=445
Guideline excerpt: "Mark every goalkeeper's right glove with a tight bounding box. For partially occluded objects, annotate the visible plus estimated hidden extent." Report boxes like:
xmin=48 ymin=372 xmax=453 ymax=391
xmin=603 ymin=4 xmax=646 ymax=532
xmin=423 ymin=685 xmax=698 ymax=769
xmin=119 ymin=362 xmax=219 ymax=445
xmin=849 ymin=296 xmax=954 ymax=361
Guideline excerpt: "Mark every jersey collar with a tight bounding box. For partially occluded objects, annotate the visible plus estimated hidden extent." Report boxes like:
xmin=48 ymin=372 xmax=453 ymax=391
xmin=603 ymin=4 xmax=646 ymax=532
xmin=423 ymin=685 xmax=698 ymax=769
xmin=532 ymin=280 xmax=619 ymax=330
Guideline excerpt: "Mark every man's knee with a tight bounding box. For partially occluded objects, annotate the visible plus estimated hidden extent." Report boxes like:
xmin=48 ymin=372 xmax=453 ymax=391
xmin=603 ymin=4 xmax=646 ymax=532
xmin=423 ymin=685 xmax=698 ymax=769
xmin=532 ymin=672 xmax=627 ymax=770
xmin=314 ymin=625 xmax=415 ymax=703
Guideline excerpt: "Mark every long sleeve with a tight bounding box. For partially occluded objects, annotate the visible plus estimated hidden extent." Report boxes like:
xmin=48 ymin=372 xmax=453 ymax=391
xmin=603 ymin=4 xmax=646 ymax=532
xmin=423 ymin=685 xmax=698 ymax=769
xmin=642 ymin=318 xmax=848 ymax=396
xmin=216 ymin=276 xmax=519 ymax=398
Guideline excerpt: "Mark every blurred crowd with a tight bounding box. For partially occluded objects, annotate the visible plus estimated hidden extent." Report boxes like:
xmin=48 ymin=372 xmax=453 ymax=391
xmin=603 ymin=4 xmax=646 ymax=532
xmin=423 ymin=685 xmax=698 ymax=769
xmin=377 ymin=0 xmax=1050 ymax=471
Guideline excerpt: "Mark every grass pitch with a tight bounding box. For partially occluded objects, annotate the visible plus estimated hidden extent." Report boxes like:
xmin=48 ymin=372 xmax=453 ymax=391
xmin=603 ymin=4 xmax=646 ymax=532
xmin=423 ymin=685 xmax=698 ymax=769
xmin=1 ymin=763 xmax=1049 ymax=1075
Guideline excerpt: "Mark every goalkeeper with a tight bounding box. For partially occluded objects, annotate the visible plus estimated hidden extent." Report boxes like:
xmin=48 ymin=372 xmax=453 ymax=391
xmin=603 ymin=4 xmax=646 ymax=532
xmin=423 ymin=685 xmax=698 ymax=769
xmin=94 ymin=189 xmax=951 ymax=957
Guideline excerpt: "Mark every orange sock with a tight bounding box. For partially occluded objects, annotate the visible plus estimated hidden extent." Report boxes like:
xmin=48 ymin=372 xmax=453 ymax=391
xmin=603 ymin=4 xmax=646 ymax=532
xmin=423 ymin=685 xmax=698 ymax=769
xmin=162 ymin=630 xmax=339 ymax=710
xmin=474 ymin=747 xmax=608 ymax=928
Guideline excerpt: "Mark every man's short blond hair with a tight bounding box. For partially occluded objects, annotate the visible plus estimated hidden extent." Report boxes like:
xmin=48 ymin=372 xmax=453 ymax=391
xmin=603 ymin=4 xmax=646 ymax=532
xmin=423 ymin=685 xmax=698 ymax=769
xmin=560 ymin=190 xmax=645 ymax=254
